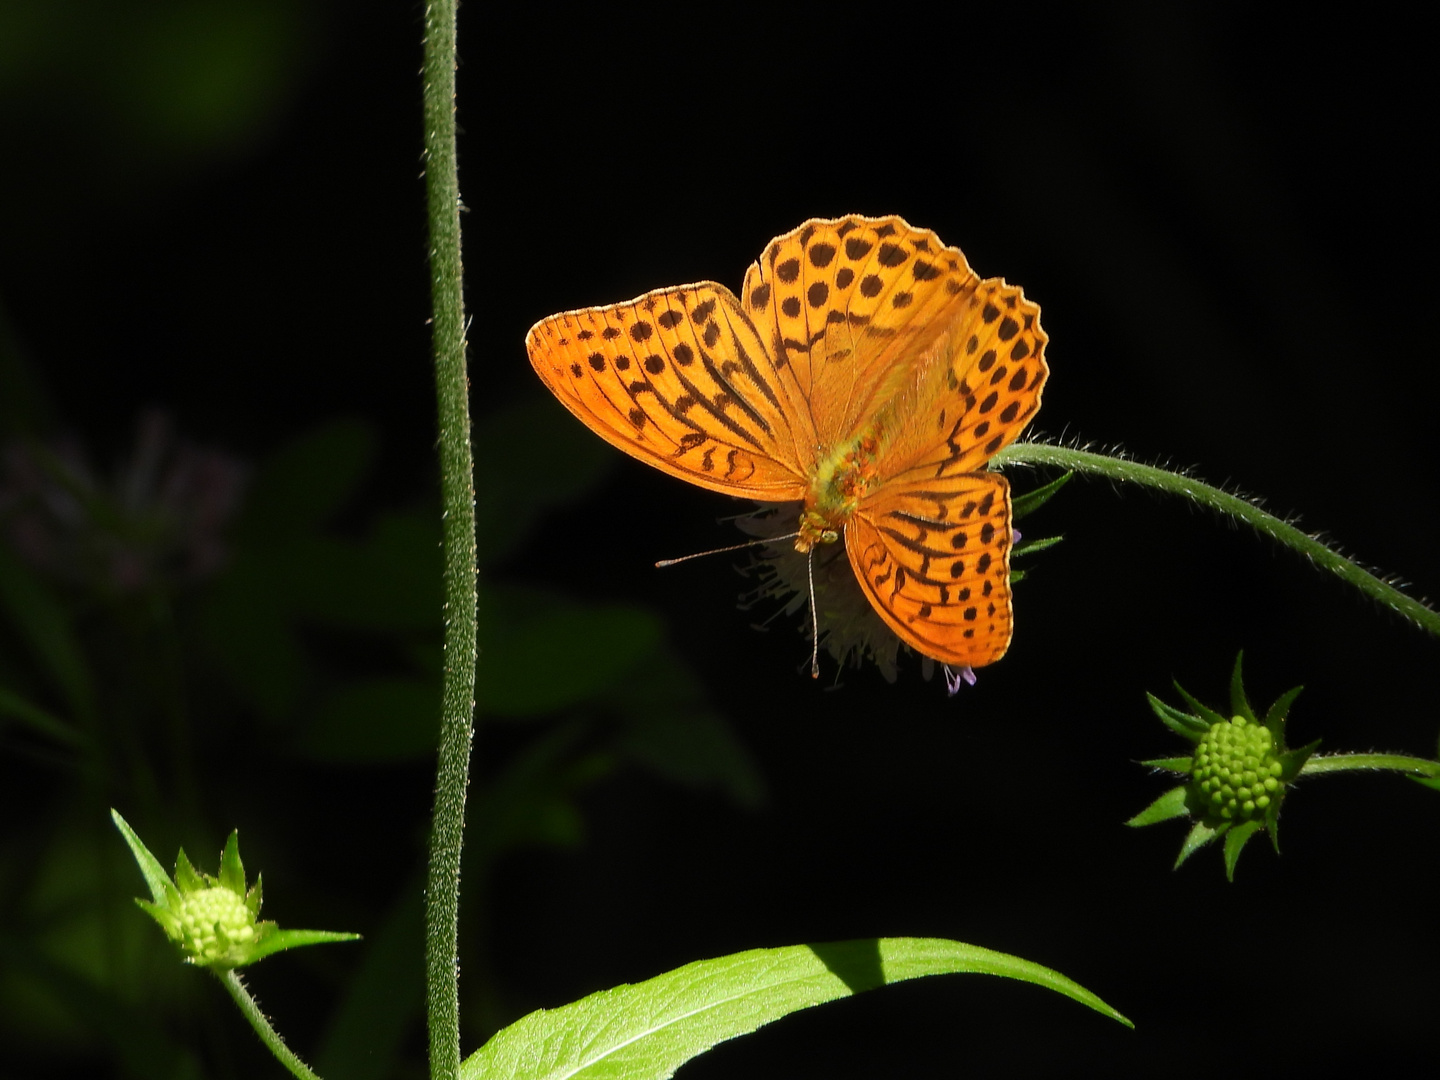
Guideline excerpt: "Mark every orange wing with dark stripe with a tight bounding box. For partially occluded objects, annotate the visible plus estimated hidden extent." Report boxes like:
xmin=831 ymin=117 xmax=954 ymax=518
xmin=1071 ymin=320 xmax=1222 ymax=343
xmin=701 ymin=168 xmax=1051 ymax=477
xmin=881 ymin=276 xmax=1049 ymax=486
xmin=847 ymin=472 xmax=1015 ymax=667
xmin=526 ymin=282 xmax=812 ymax=500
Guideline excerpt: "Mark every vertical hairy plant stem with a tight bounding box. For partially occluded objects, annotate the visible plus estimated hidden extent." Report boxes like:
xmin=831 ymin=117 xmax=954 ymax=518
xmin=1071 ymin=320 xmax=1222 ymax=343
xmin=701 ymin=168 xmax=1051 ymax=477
xmin=995 ymin=442 xmax=1440 ymax=638
xmin=421 ymin=1 xmax=476 ymax=1077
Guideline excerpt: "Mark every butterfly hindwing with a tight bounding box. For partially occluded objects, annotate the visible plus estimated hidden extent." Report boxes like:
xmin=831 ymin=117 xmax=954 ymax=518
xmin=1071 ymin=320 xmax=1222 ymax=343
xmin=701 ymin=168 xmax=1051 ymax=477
xmin=527 ymin=283 xmax=809 ymax=499
xmin=846 ymin=471 xmax=1015 ymax=667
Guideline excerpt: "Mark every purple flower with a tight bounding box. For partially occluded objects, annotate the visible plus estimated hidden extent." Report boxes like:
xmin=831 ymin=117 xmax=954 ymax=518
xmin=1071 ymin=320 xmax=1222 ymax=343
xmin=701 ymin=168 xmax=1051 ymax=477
xmin=943 ymin=664 xmax=977 ymax=695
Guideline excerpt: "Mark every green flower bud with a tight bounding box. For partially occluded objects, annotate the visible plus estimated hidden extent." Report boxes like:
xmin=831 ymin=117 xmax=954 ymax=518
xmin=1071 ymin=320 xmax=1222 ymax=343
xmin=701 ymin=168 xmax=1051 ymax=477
xmin=1190 ymin=714 xmax=1285 ymax=824
xmin=177 ymin=886 xmax=258 ymax=965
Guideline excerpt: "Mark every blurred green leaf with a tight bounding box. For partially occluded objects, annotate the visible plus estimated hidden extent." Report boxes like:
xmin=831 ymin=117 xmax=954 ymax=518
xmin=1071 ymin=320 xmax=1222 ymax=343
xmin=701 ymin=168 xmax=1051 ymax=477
xmin=297 ymin=676 xmax=440 ymax=763
xmin=0 ymin=0 xmax=314 ymax=176
xmin=0 ymin=545 xmax=95 ymax=721
xmin=461 ymin=938 xmax=1130 ymax=1079
xmin=314 ymin=876 xmax=425 ymax=1080
xmin=468 ymin=724 xmax=616 ymax=863
xmin=273 ymin=512 xmax=442 ymax=631
xmin=197 ymin=553 xmax=306 ymax=721
xmin=474 ymin=397 xmax=614 ymax=566
xmin=111 ymin=0 xmax=309 ymax=155
xmin=238 ymin=418 xmax=375 ymax=540
xmin=476 ymin=586 xmax=663 ymax=717
xmin=0 ymin=938 xmax=203 ymax=1080
xmin=0 ymin=684 xmax=81 ymax=745
xmin=611 ymin=651 xmax=763 ymax=808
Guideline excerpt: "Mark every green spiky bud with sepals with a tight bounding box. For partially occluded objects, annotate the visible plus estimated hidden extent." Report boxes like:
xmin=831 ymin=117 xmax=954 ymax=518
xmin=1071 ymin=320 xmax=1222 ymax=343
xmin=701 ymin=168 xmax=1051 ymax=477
xmin=112 ymin=810 xmax=358 ymax=970
xmin=1126 ymin=653 xmax=1319 ymax=880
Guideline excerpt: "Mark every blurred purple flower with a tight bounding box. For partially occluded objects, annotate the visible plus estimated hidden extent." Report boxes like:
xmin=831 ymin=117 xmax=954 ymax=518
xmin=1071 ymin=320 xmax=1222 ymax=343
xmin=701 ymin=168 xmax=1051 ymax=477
xmin=0 ymin=412 xmax=247 ymax=593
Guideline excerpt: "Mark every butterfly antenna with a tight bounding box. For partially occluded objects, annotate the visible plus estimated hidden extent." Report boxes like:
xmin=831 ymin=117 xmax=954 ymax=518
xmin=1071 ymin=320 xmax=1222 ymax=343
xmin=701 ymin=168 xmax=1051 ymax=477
xmin=807 ymin=548 xmax=820 ymax=679
xmin=655 ymin=532 xmax=800 ymax=568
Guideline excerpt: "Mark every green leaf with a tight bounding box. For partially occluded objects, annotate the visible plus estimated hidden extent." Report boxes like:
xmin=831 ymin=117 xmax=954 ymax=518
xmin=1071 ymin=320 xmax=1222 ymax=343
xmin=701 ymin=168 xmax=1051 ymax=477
xmin=218 ymin=830 xmax=245 ymax=894
xmin=1172 ymin=681 xmax=1228 ymax=727
xmin=1126 ymin=786 xmax=1191 ymax=827
xmin=133 ymin=897 xmax=181 ymax=940
xmin=175 ymin=849 xmax=203 ymax=892
xmin=1411 ymin=775 xmax=1440 ymax=793
xmin=460 ymin=938 xmax=1131 ymax=1079
xmin=1264 ymin=685 xmax=1304 ymax=727
xmin=1264 ymin=806 xmax=1282 ymax=853
xmin=1174 ymin=819 xmax=1227 ymax=869
xmin=1137 ymin=756 xmax=1194 ymax=772
xmin=239 ymin=927 xmax=361 ymax=968
xmin=111 ymin=810 xmax=180 ymax=908
xmin=1010 ymin=534 xmax=1064 ymax=559
xmin=1222 ymin=819 xmax=1266 ymax=881
xmin=1145 ymin=692 xmax=1208 ymax=740
xmin=1010 ymin=471 xmax=1072 ymax=519
xmin=1228 ymin=652 xmax=1256 ymax=723
xmin=1278 ymin=738 xmax=1323 ymax=781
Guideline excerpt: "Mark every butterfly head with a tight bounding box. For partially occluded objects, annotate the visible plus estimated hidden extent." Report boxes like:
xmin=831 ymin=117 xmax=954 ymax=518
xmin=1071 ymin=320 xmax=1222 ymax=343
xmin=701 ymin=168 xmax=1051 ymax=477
xmin=794 ymin=508 xmax=840 ymax=555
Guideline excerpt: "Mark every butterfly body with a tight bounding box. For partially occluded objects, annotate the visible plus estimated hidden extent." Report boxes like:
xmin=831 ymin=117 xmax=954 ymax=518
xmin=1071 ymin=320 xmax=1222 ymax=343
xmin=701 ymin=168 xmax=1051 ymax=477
xmin=527 ymin=215 xmax=1048 ymax=670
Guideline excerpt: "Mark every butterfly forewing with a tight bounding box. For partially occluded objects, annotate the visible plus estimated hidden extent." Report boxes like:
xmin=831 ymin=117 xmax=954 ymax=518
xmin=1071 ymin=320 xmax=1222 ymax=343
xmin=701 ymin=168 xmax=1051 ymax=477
xmin=526 ymin=283 xmax=810 ymax=499
xmin=742 ymin=215 xmax=979 ymax=449
xmin=846 ymin=472 xmax=1015 ymax=667
xmin=884 ymin=278 xmax=1048 ymax=485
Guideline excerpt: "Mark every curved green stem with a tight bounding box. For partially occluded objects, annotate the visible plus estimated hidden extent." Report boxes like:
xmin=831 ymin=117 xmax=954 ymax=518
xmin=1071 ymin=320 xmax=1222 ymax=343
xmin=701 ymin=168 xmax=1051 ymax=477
xmin=421 ymin=1 xmax=477 ymax=1078
xmin=218 ymin=969 xmax=321 ymax=1080
xmin=994 ymin=442 xmax=1440 ymax=638
xmin=1298 ymin=753 xmax=1440 ymax=778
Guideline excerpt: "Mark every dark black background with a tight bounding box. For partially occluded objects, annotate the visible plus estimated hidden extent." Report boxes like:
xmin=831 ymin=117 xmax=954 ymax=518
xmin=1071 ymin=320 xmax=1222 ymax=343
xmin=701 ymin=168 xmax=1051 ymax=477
xmin=2 ymin=2 xmax=1436 ymax=1077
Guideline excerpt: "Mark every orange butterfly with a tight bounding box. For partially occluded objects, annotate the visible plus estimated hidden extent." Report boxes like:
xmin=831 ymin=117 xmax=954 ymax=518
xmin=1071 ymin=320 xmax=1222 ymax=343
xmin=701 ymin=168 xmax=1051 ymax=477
xmin=526 ymin=215 xmax=1048 ymax=673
